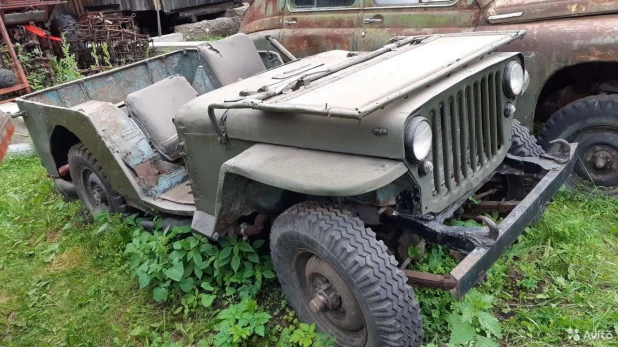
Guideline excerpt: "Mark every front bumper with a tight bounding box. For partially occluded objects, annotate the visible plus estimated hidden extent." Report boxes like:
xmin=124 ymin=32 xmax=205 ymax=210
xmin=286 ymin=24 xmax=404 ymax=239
xmin=384 ymin=143 xmax=578 ymax=298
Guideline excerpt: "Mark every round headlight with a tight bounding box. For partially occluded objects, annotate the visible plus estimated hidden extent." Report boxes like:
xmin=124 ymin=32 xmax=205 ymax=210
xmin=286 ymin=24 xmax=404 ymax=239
xmin=405 ymin=117 xmax=432 ymax=162
xmin=503 ymin=60 xmax=524 ymax=97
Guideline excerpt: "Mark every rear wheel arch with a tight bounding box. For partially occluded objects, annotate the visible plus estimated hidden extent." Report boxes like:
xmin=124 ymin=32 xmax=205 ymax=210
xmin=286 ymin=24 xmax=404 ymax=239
xmin=50 ymin=125 xmax=81 ymax=171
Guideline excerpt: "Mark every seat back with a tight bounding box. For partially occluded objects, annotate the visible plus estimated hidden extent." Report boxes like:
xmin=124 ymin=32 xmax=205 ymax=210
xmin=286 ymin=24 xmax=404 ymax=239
xmin=125 ymin=75 xmax=198 ymax=160
xmin=198 ymin=33 xmax=266 ymax=87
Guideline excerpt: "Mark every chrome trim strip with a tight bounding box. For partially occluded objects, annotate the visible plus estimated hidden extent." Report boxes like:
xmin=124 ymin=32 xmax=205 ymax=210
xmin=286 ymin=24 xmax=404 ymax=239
xmin=487 ymin=12 xmax=523 ymax=20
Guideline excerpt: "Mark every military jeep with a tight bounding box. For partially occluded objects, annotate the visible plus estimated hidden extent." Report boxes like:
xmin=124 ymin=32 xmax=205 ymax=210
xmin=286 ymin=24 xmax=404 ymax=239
xmin=15 ymin=31 xmax=575 ymax=346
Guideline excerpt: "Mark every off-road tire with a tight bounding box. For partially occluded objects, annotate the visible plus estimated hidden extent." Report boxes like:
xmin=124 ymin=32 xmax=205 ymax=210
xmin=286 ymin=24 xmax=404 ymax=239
xmin=68 ymin=143 xmax=129 ymax=215
xmin=0 ymin=68 xmax=17 ymax=88
xmin=509 ymin=119 xmax=545 ymax=157
xmin=538 ymin=95 xmax=618 ymax=195
xmin=270 ymin=201 xmax=423 ymax=347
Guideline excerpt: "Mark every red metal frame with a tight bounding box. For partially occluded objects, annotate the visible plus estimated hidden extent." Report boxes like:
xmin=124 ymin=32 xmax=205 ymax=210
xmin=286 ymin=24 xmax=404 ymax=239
xmin=0 ymin=12 xmax=30 ymax=102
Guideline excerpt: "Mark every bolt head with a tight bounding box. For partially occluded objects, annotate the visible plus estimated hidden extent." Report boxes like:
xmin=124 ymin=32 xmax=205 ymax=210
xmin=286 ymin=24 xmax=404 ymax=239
xmin=504 ymin=102 xmax=516 ymax=117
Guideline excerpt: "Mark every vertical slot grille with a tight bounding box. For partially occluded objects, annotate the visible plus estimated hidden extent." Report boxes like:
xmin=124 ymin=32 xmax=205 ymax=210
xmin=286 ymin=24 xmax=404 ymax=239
xmin=430 ymin=69 xmax=505 ymax=195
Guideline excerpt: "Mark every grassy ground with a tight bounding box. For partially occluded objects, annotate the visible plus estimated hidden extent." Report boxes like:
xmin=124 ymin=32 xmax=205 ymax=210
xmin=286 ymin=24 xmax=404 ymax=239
xmin=1 ymin=155 xmax=617 ymax=346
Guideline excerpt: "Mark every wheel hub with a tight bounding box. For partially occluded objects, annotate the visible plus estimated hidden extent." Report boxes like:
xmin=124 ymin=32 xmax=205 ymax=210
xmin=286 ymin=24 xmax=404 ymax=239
xmin=303 ymin=255 xmax=365 ymax=337
xmin=81 ymin=168 xmax=110 ymax=212
xmin=586 ymin=147 xmax=616 ymax=171
xmin=571 ymin=130 xmax=618 ymax=190
xmin=309 ymin=282 xmax=342 ymax=314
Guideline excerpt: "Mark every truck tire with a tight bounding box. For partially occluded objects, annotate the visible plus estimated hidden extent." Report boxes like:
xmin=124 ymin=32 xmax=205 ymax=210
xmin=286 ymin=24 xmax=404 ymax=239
xmin=509 ymin=119 xmax=545 ymax=157
xmin=270 ymin=201 xmax=423 ymax=347
xmin=539 ymin=95 xmax=618 ymax=196
xmin=68 ymin=143 xmax=129 ymax=215
xmin=0 ymin=68 xmax=17 ymax=88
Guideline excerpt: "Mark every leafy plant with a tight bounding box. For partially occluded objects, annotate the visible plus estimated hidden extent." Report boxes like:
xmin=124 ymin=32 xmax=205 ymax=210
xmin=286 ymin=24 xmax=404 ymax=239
xmin=90 ymin=44 xmax=100 ymax=67
xmin=447 ymin=290 xmax=502 ymax=347
xmin=211 ymin=237 xmax=277 ymax=298
xmin=15 ymin=44 xmax=52 ymax=91
xmin=52 ymin=33 xmax=82 ymax=84
xmin=273 ymin=322 xmax=335 ymax=347
xmin=214 ymin=299 xmax=271 ymax=347
xmin=102 ymin=42 xmax=112 ymax=68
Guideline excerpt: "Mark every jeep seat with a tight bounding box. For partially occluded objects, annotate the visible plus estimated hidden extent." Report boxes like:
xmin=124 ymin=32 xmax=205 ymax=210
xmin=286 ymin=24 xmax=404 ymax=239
xmin=197 ymin=33 xmax=266 ymax=87
xmin=125 ymin=75 xmax=198 ymax=161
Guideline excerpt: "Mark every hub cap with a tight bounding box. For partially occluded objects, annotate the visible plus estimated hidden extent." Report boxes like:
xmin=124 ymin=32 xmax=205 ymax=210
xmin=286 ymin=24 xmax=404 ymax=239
xmin=570 ymin=129 xmax=618 ymax=194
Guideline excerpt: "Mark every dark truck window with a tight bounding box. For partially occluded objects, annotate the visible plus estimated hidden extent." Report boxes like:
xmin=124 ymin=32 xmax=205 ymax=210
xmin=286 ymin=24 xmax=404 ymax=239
xmin=294 ymin=0 xmax=355 ymax=8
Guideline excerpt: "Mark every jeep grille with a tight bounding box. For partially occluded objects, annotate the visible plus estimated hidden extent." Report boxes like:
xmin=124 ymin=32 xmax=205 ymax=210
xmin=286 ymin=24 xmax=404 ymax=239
xmin=428 ymin=70 xmax=506 ymax=195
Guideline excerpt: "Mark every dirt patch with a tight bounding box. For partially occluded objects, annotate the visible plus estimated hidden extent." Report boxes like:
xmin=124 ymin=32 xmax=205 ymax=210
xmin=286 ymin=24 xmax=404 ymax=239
xmin=45 ymin=230 xmax=62 ymax=243
xmin=48 ymin=248 xmax=86 ymax=272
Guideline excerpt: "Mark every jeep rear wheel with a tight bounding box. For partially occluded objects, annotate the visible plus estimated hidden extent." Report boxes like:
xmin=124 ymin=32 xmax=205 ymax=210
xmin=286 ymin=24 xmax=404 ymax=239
xmin=68 ymin=143 xmax=129 ymax=216
xmin=270 ymin=201 xmax=423 ymax=346
xmin=539 ymin=95 xmax=618 ymax=196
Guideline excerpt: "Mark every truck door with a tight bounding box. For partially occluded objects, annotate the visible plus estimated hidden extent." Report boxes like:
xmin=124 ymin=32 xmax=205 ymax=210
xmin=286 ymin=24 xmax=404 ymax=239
xmin=280 ymin=0 xmax=361 ymax=57
xmin=357 ymin=0 xmax=479 ymax=51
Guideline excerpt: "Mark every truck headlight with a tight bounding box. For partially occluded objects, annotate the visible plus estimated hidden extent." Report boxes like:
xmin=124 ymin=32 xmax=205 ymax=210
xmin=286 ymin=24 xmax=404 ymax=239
xmin=405 ymin=117 xmax=432 ymax=162
xmin=503 ymin=60 xmax=524 ymax=97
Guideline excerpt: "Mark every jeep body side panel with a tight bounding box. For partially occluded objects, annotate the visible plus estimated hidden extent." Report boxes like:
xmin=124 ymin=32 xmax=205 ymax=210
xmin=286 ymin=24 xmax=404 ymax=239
xmin=478 ymin=15 xmax=618 ymax=127
xmin=17 ymin=100 xmax=142 ymax=201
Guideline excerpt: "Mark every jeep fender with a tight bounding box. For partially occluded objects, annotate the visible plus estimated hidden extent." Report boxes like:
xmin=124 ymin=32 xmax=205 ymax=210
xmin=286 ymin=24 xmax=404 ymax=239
xmin=192 ymin=143 xmax=408 ymax=239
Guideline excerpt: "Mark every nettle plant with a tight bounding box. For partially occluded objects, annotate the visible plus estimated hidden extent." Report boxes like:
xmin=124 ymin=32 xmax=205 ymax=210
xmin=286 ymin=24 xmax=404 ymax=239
xmin=215 ymin=299 xmax=272 ymax=347
xmin=123 ymin=222 xmax=275 ymax=306
xmin=447 ymin=290 xmax=502 ymax=347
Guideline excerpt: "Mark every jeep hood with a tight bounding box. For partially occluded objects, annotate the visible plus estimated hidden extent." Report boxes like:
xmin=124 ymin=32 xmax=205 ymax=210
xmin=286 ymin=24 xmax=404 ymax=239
xmin=176 ymin=32 xmax=523 ymax=160
xmin=481 ymin=0 xmax=618 ymax=24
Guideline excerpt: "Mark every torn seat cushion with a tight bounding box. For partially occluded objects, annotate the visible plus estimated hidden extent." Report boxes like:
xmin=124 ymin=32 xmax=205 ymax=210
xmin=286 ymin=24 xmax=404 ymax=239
xmin=126 ymin=75 xmax=198 ymax=160
xmin=197 ymin=33 xmax=266 ymax=87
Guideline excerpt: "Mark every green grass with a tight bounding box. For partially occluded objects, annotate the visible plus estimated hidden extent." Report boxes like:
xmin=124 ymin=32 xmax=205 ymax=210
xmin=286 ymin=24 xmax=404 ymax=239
xmin=1 ymin=155 xmax=618 ymax=346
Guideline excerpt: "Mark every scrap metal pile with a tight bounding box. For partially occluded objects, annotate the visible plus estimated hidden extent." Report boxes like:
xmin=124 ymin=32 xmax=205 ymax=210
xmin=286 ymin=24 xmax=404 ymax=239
xmin=61 ymin=13 xmax=152 ymax=71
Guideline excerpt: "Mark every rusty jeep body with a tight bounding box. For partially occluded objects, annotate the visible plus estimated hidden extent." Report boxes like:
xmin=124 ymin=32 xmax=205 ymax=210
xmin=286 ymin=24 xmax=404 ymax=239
xmin=241 ymin=0 xmax=618 ymax=196
xmin=15 ymin=32 xmax=576 ymax=346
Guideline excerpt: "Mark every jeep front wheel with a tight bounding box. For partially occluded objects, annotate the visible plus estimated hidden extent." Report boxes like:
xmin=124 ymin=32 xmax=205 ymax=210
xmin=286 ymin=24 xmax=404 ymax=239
xmin=270 ymin=201 xmax=423 ymax=346
xmin=68 ymin=143 xmax=129 ymax=216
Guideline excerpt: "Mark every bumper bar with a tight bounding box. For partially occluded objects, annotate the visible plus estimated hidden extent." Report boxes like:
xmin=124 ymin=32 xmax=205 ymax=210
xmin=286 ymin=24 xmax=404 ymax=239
xmin=386 ymin=143 xmax=578 ymax=298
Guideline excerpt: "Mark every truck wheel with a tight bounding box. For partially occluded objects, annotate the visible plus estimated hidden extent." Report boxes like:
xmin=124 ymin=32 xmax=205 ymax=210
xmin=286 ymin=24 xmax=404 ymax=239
xmin=509 ymin=119 xmax=545 ymax=157
xmin=270 ymin=201 xmax=423 ymax=347
xmin=68 ymin=143 xmax=129 ymax=216
xmin=539 ymin=95 xmax=618 ymax=196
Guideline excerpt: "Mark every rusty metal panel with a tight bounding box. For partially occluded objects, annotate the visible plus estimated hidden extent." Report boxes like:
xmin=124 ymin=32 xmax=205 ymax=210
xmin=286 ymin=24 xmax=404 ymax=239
xmin=240 ymin=0 xmax=285 ymax=33
xmin=477 ymin=15 xmax=618 ymax=127
xmin=357 ymin=0 xmax=479 ymax=51
xmin=484 ymin=0 xmax=618 ymax=24
xmin=279 ymin=0 xmax=361 ymax=57
xmin=0 ymin=113 xmax=14 ymax=163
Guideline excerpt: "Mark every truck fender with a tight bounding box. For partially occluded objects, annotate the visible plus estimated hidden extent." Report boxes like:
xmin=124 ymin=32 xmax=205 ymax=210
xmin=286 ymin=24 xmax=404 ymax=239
xmin=191 ymin=143 xmax=408 ymax=239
